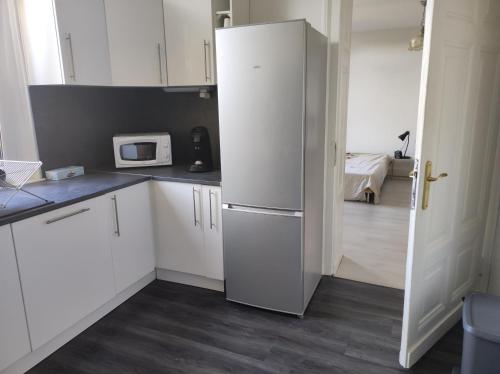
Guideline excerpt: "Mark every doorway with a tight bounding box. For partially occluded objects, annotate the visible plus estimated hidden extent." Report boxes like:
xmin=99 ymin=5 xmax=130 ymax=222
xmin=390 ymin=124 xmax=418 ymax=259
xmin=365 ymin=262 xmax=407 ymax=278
xmin=334 ymin=0 xmax=423 ymax=290
xmin=326 ymin=0 xmax=500 ymax=368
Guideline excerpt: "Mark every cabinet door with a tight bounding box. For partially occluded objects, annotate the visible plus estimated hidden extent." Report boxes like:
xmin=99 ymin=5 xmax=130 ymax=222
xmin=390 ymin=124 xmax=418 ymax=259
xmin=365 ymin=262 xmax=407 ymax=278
xmin=0 ymin=225 xmax=31 ymax=371
xmin=12 ymin=198 xmax=115 ymax=350
xmin=164 ymin=0 xmax=217 ymax=85
xmin=108 ymin=183 xmax=155 ymax=293
xmin=153 ymin=182 xmax=205 ymax=276
xmin=54 ymin=0 xmax=112 ymax=85
xmin=105 ymin=0 xmax=167 ymax=86
xmin=202 ymin=186 xmax=223 ymax=280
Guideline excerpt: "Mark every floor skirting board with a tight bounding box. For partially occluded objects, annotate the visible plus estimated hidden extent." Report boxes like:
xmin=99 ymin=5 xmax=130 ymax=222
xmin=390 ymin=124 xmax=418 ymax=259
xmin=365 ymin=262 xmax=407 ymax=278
xmin=156 ymin=268 xmax=224 ymax=292
xmin=2 ymin=272 xmax=156 ymax=374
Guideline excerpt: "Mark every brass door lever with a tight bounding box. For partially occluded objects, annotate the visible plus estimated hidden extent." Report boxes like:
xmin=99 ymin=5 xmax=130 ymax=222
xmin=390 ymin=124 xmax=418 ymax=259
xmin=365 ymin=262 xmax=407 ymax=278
xmin=422 ymin=161 xmax=448 ymax=209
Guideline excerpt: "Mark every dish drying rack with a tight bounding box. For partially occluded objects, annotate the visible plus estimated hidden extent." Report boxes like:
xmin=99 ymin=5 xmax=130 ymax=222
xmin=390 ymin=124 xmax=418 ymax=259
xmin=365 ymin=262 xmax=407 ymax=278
xmin=0 ymin=160 xmax=51 ymax=209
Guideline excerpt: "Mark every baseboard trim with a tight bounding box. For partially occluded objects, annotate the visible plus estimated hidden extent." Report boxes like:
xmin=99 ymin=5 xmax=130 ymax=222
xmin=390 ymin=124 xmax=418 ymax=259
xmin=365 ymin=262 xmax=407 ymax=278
xmin=400 ymin=302 xmax=463 ymax=368
xmin=2 ymin=271 xmax=156 ymax=374
xmin=156 ymin=268 xmax=224 ymax=292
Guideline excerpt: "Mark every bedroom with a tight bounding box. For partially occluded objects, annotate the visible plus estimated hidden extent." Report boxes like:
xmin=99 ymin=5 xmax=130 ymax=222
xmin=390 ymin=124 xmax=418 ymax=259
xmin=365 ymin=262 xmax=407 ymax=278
xmin=335 ymin=0 xmax=423 ymax=289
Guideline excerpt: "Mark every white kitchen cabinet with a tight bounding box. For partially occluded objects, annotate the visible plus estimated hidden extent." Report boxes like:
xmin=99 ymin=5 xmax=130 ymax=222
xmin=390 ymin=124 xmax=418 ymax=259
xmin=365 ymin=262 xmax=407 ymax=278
xmin=104 ymin=0 xmax=167 ymax=86
xmin=0 ymin=225 xmax=31 ymax=372
xmin=107 ymin=183 xmax=156 ymax=293
xmin=154 ymin=181 xmax=206 ymax=276
xmin=153 ymin=181 xmax=223 ymax=280
xmin=163 ymin=0 xmax=229 ymax=86
xmin=19 ymin=0 xmax=112 ymax=85
xmin=202 ymin=185 xmax=224 ymax=280
xmin=12 ymin=197 xmax=116 ymax=350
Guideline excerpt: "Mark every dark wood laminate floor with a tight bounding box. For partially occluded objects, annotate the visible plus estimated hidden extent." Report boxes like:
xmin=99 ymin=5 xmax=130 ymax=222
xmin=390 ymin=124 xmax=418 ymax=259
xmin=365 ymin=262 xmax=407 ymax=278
xmin=29 ymin=277 xmax=462 ymax=374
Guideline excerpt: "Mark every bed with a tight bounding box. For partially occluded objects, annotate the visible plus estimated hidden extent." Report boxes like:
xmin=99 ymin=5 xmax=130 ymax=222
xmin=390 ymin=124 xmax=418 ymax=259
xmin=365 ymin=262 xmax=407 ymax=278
xmin=344 ymin=153 xmax=391 ymax=204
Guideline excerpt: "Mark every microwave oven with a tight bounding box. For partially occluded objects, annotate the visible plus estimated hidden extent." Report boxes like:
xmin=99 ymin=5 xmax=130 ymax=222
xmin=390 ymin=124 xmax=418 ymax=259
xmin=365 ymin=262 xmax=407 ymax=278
xmin=113 ymin=133 xmax=172 ymax=168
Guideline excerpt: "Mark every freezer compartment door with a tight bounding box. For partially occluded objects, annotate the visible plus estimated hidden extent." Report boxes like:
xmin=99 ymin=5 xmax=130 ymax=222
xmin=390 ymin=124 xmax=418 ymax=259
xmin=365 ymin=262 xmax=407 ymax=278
xmin=216 ymin=21 xmax=306 ymax=210
xmin=223 ymin=205 xmax=303 ymax=315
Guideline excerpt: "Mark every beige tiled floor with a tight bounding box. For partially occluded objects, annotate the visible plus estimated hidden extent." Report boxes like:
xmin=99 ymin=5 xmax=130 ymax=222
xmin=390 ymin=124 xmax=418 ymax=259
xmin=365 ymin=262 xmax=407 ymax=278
xmin=336 ymin=178 xmax=412 ymax=289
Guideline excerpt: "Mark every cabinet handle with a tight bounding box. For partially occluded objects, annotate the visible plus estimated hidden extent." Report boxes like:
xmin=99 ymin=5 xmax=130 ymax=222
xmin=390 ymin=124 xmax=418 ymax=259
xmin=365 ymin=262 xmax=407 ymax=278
xmin=157 ymin=42 xmax=164 ymax=84
xmin=46 ymin=208 xmax=89 ymax=224
xmin=209 ymin=190 xmax=216 ymax=230
xmin=192 ymin=187 xmax=201 ymax=227
xmin=111 ymin=195 xmax=121 ymax=237
xmin=65 ymin=33 xmax=76 ymax=82
xmin=203 ymin=40 xmax=210 ymax=83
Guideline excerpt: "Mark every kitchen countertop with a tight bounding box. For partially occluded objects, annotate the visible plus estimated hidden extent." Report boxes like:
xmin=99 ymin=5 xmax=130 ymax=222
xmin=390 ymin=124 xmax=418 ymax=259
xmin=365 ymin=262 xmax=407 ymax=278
xmin=0 ymin=166 xmax=221 ymax=227
xmin=0 ymin=173 xmax=149 ymax=227
xmin=100 ymin=165 xmax=222 ymax=186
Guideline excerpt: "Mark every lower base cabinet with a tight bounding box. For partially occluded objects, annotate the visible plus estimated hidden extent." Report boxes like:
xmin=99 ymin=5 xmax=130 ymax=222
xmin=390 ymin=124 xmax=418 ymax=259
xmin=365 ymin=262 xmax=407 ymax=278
xmin=201 ymin=185 xmax=223 ymax=280
xmin=12 ymin=197 xmax=116 ymax=350
xmin=107 ymin=182 xmax=156 ymax=293
xmin=0 ymin=225 xmax=31 ymax=372
xmin=3 ymin=180 xmax=221 ymax=371
xmin=153 ymin=181 xmax=223 ymax=281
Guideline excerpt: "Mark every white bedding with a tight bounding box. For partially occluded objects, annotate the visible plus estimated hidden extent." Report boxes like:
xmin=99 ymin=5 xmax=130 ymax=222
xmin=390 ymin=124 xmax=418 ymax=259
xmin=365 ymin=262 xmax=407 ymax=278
xmin=344 ymin=153 xmax=391 ymax=203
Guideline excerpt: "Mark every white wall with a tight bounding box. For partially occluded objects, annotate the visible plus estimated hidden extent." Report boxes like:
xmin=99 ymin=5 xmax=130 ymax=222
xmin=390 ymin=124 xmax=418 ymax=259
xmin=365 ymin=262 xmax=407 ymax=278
xmin=346 ymin=28 xmax=421 ymax=157
xmin=352 ymin=0 xmax=422 ymax=32
xmin=249 ymin=0 xmax=327 ymax=34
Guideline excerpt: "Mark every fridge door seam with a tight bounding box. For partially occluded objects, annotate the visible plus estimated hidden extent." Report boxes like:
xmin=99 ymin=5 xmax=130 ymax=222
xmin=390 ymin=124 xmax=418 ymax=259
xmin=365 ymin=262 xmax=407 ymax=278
xmin=222 ymin=204 xmax=303 ymax=218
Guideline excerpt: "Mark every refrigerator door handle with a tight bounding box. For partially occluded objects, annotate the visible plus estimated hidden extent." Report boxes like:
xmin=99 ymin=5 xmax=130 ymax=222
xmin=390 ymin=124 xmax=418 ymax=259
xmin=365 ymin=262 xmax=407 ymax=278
xmin=222 ymin=204 xmax=303 ymax=218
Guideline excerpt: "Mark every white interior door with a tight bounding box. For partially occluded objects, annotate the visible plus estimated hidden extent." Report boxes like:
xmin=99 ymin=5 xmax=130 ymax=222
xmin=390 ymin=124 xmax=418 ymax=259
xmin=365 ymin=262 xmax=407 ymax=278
xmin=400 ymin=0 xmax=500 ymax=368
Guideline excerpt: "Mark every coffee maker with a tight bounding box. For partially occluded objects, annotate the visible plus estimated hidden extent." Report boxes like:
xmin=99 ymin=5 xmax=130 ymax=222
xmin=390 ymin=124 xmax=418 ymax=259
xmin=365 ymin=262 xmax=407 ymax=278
xmin=189 ymin=127 xmax=213 ymax=172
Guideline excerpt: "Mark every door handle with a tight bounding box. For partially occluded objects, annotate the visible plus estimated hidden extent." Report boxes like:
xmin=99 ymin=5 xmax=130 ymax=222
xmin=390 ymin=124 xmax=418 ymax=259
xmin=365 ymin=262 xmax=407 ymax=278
xmin=192 ymin=187 xmax=201 ymax=227
xmin=157 ymin=42 xmax=164 ymax=84
xmin=209 ymin=190 xmax=215 ymax=230
xmin=111 ymin=195 xmax=121 ymax=237
xmin=46 ymin=208 xmax=89 ymax=224
xmin=203 ymin=40 xmax=210 ymax=83
xmin=422 ymin=160 xmax=448 ymax=210
xmin=65 ymin=33 xmax=76 ymax=82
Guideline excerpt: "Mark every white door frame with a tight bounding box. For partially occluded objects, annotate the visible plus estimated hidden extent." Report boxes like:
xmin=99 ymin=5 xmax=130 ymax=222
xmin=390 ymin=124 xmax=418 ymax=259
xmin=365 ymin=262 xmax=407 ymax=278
xmin=322 ymin=0 xmax=352 ymax=276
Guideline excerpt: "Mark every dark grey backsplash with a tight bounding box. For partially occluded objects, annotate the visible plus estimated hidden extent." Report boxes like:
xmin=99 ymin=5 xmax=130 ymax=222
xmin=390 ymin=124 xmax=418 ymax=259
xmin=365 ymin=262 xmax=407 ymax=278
xmin=29 ymin=86 xmax=220 ymax=171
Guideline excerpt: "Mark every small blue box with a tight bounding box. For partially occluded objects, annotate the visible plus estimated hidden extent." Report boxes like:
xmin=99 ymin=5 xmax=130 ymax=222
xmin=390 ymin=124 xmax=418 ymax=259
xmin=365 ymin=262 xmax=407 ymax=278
xmin=45 ymin=166 xmax=85 ymax=181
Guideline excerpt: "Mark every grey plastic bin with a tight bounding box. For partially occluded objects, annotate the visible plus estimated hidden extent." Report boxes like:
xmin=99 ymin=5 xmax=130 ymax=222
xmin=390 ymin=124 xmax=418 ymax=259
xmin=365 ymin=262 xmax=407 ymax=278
xmin=456 ymin=293 xmax=500 ymax=374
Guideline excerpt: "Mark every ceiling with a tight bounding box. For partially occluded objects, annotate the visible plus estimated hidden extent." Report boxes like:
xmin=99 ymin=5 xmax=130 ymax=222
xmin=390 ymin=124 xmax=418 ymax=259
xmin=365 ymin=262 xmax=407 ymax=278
xmin=352 ymin=0 xmax=423 ymax=32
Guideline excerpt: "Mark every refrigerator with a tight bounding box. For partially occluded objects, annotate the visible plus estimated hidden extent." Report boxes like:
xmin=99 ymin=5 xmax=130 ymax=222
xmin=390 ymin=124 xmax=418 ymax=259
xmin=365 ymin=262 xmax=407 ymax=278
xmin=216 ymin=20 xmax=328 ymax=316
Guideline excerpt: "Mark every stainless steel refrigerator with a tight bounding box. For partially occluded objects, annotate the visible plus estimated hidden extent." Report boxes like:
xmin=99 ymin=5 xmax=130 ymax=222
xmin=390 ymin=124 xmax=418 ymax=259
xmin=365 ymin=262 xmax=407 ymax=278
xmin=216 ymin=20 xmax=327 ymax=316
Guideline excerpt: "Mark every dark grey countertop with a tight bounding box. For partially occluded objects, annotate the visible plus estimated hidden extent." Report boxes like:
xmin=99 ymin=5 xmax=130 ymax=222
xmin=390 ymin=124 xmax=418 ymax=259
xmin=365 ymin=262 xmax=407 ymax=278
xmin=0 ymin=173 xmax=149 ymax=227
xmin=99 ymin=165 xmax=221 ymax=186
xmin=0 ymin=165 xmax=221 ymax=227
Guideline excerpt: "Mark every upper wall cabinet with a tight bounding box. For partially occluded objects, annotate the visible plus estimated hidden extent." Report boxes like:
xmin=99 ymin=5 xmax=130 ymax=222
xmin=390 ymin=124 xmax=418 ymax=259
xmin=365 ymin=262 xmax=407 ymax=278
xmin=164 ymin=0 xmax=249 ymax=86
xmin=164 ymin=0 xmax=228 ymax=86
xmin=19 ymin=0 xmax=112 ymax=85
xmin=19 ymin=0 xmax=249 ymax=87
xmin=104 ymin=0 xmax=167 ymax=86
